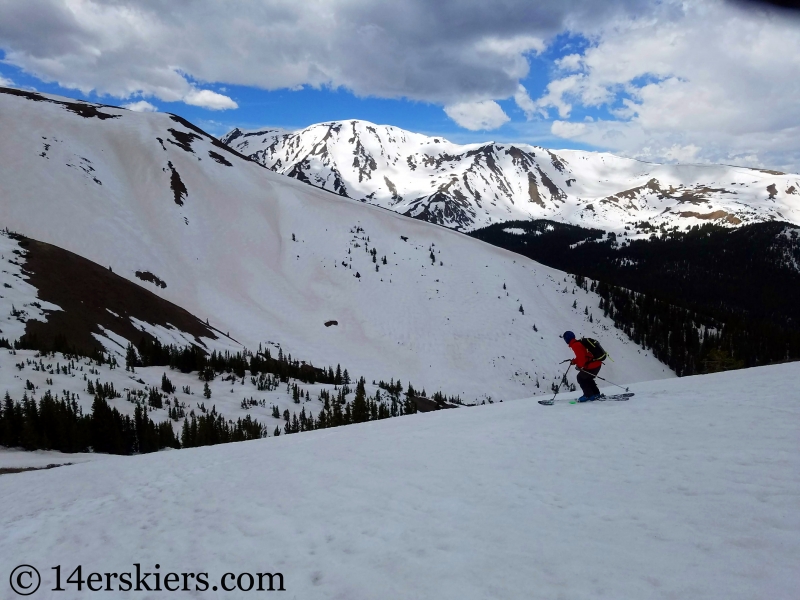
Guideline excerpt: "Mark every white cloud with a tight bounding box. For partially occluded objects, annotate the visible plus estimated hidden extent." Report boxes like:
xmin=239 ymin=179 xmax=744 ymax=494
xmin=183 ymin=89 xmax=238 ymax=111
xmin=551 ymin=120 xmax=587 ymax=138
xmin=662 ymin=144 xmax=702 ymax=163
xmin=444 ymin=100 xmax=510 ymax=130
xmin=555 ymin=53 xmax=582 ymax=72
xmin=0 ymin=0 xmax=799 ymax=169
xmin=514 ymin=84 xmax=536 ymax=119
xmin=0 ymin=0 xmax=643 ymax=107
xmin=476 ymin=35 xmax=545 ymax=64
xmin=122 ymin=100 xmax=157 ymax=112
xmin=533 ymin=75 xmax=588 ymax=119
xmin=539 ymin=0 xmax=800 ymax=171
xmin=0 ymin=75 xmax=12 ymax=86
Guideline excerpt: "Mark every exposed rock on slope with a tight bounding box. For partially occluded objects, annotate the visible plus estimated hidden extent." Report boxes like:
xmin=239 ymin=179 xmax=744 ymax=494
xmin=1 ymin=231 xmax=232 ymax=356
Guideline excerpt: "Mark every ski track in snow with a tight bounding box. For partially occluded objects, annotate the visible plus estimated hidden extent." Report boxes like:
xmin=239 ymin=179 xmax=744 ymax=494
xmin=0 ymin=362 xmax=798 ymax=599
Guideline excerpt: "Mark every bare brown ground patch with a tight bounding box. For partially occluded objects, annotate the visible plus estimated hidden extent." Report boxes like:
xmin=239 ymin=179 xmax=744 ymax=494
xmin=677 ymin=210 xmax=742 ymax=225
xmin=14 ymin=235 xmax=219 ymax=355
xmin=409 ymin=396 xmax=458 ymax=412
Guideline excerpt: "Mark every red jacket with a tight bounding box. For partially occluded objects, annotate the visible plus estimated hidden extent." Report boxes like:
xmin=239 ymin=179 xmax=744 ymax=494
xmin=569 ymin=338 xmax=603 ymax=370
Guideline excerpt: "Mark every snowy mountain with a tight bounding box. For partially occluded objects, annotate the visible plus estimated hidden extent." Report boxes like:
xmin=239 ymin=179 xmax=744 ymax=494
xmin=223 ymin=120 xmax=800 ymax=232
xmin=2 ymin=361 xmax=798 ymax=599
xmin=0 ymin=87 xmax=670 ymax=402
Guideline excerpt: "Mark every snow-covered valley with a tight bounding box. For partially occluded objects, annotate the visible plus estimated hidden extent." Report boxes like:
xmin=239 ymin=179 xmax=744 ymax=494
xmin=1 ymin=361 xmax=797 ymax=599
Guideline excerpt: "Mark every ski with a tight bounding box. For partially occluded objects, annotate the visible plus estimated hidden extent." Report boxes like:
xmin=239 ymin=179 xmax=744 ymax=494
xmin=538 ymin=393 xmax=634 ymax=406
xmin=598 ymin=393 xmax=634 ymax=401
xmin=570 ymin=393 xmax=634 ymax=404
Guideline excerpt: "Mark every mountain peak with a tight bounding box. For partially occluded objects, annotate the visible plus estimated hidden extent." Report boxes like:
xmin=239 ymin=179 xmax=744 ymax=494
xmin=224 ymin=120 xmax=800 ymax=233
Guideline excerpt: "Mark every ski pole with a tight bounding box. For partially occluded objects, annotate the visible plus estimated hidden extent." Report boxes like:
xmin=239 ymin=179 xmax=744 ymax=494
xmin=575 ymin=367 xmax=630 ymax=392
xmin=548 ymin=363 xmax=572 ymax=403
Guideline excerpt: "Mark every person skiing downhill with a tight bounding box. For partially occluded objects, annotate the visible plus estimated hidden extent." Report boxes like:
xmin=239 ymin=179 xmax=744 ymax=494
xmin=563 ymin=331 xmax=602 ymax=402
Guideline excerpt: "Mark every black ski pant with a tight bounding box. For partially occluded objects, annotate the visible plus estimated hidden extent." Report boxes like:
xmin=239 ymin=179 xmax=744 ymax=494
xmin=576 ymin=365 xmax=601 ymax=397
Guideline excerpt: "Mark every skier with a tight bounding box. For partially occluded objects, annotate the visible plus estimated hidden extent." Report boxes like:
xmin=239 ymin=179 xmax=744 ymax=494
xmin=563 ymin=331 xmax=602 ymax=402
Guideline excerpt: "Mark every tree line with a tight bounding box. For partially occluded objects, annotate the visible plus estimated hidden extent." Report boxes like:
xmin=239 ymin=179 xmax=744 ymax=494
xmin=0 ymin=376 xmax=427 ymax=454
xmin=471 ymin=220 xmax=800 ymax=375
xmin=0 ymin=390 xmax=179 ymax=454
xmin=3 ymin=309 xmax=462 ymax=454
xmin=2 ymin=339 xmax=473 ymax=454
xmin=128 ymin=338 xmax=347 ymax=385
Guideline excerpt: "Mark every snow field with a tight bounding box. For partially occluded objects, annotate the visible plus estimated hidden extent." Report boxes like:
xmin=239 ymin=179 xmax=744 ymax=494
xmin=0 ymin=447 xmax=107 ymax=470
xmin=1 ymin=361 xmax=798 ymax=599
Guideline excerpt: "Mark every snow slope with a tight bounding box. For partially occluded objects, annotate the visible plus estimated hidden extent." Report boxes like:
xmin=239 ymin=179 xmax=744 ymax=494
xmin=0 ymin=88 xmax=670 ymax=400
xmin=224 ymin=120 xmax=800 ymax=232
xmin=1 ymin=362 xmax=797 ymax=599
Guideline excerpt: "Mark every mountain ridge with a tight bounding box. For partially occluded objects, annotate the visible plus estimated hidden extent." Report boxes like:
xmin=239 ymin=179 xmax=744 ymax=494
xmin=223 ymin=119 xmax=800 ymax=233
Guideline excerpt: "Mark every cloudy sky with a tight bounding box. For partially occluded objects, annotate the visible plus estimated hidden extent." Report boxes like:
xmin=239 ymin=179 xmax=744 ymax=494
xmin=1 ymin=0 xmax=799 ymax=171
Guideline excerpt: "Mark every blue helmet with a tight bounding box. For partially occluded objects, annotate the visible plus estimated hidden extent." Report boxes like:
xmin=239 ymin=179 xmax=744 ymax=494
xmin=563 ymin=331 xmax=576 ymax=343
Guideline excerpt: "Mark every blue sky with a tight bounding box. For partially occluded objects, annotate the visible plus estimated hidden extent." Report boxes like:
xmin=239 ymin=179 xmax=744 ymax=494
xmin=1 ymin=1 xmax=798 ymax=170
xmin=0 ymin=40 xmax=596 ymax=151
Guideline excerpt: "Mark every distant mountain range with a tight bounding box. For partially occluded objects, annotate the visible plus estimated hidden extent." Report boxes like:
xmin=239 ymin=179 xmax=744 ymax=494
xmin=223 ymin=120 xmax=800 ymax=233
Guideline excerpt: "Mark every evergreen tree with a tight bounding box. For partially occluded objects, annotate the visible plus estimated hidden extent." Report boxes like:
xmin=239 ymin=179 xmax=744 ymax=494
xmin=125 ymin=343 xmax=140 ymax=370
xmin=161 ymin=372 xmax=176 ymax=394
xmin=148 ymin=386 xmax=163 ymax=409
xmin=351 ymin=377 xmax=369 ymax=423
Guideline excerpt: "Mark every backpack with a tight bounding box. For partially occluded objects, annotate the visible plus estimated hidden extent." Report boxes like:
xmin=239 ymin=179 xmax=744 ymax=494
xmin=579 ymin=337 xmax=608 ymax=362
